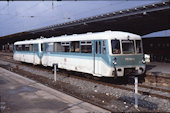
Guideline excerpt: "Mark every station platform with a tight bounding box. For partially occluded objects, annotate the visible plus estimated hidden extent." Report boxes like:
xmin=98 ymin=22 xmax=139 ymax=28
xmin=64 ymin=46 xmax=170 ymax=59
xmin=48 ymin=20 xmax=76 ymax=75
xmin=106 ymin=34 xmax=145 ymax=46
xmin=0 ymin=67 xmax=110 ymax=113
xmin=146 ymin=62 xmax=170 ymax=77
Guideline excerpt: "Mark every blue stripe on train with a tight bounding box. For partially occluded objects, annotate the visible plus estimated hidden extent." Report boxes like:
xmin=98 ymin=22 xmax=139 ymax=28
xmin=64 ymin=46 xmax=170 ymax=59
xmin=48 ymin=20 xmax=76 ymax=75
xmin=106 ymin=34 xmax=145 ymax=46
xmin=14 ymin=51 xmax=144 ymax=67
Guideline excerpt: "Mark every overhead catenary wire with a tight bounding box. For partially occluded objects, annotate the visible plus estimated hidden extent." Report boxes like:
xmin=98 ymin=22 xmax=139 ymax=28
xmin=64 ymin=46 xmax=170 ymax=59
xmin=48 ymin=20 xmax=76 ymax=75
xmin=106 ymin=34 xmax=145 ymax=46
xmin=1 ymin=1 xmax=165 ymax=37
xmin=29 ymin=2 xmax=119 ymax=29
xmin=2 ymin=1 xmax=120 ymax=27
xmin=1 ymin=2 xmax=42 ymax=23
xmin=2 ymin=1 xmax=118 ymax=32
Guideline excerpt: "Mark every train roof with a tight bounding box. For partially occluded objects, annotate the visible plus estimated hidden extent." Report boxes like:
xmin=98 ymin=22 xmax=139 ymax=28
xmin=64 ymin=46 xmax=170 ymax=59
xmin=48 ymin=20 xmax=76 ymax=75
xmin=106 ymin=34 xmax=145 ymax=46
xmin=14 ymin=31 xmax=141 ymax=45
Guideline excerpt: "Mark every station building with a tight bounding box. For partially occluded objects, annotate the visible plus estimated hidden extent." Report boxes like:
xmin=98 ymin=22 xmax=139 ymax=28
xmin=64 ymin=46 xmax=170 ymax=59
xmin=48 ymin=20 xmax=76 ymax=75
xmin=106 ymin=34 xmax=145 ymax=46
xmin=142 ymin=30 xmax=170 ymax=63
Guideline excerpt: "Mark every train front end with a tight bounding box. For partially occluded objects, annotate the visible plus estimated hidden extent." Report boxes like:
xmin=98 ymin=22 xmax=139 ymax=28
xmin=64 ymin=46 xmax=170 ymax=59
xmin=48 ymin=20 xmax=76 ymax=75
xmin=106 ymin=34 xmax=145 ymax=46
xmin=110 ymin=37 xmax=146 ymax=77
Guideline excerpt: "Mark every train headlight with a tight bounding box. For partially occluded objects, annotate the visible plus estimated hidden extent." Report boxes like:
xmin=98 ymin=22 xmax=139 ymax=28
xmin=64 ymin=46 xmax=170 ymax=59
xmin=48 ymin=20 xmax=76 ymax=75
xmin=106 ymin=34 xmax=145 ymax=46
xmin=113 ymin=57 xmax=117 ymax=65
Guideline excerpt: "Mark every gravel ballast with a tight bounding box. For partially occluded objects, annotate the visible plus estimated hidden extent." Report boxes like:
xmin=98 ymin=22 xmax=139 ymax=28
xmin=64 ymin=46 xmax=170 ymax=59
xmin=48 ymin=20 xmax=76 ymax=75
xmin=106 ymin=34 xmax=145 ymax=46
xmin=0 ymin=59 xmax=169 ymax=112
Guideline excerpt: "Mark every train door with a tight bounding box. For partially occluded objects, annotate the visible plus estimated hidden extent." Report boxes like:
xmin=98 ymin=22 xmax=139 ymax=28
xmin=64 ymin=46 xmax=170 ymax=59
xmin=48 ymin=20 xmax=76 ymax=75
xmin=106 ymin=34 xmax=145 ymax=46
xmin=41 ymin=43 xmax=48 ymax=66
xmin=29 ymin=44 xmax=34 ymax=63
xmin=39 ymin=43 xmax=43 ymax=64
xmin=94 ymin=40 xmax=102 ymax=75
xmin=33 ymin=44 xmax=39 ymax=64
xmin=33 ymin=44 xmax=35 ymax=64
xmin=42 ymin=43 xmax=54 ymax=66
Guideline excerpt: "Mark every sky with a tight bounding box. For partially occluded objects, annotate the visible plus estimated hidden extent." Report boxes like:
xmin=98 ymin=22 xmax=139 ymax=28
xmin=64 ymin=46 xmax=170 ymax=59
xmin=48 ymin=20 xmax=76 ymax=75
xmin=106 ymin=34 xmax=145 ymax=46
xmin=142 ymin=30 xmax=170 ymax=38
xmin=0 ymin=0 xmax=169 ymax=37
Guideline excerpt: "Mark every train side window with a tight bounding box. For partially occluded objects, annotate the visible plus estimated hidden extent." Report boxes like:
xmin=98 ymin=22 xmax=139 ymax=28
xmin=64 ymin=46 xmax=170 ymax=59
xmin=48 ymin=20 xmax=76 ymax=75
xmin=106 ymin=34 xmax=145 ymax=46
xmin=112 ymin=40 xmax=121 ymax=54
xmin=41 ymin=44 xmax=43 ymax=52
xmin=30 ymin=44 xmax=33 ymax=52
xmin=136 ymin=40 xmax=142 ymax=53
xmin=54 ymin=42 xmax=64 ymax=52
xmin=103 ymin=40 xmax=106 ymax=54
xmin=22 ymin=45 xmax=25 ymax=51
xmin=25 ymin=44 xmax=29 ymax=51
xmin=71 ymin=41 xmax=80 ymax=53
xmin=95 ymin=41 xmax=98 ymax=54
xmin=99 ymin=41 xmax=101 ymax=54
xmin=17 ymin=45 xmax=22 ymax=51
xmin=45 ymin=43 xmax=54 ymax=52
xmin=54 ymin=42 xmax=57 ymax=52
xmin=61 ymin=42 xmax=70 ymax=52
xmin=34 ymin=44 xmax=38 ymax=52
xmin=81 ymin=41 xmax=92 ymax=53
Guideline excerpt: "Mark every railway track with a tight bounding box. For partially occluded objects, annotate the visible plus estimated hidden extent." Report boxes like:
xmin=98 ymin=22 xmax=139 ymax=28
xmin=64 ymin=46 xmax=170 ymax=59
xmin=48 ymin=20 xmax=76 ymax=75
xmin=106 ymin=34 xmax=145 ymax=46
xmin=0 ymin=54 xmax=169 ymax=101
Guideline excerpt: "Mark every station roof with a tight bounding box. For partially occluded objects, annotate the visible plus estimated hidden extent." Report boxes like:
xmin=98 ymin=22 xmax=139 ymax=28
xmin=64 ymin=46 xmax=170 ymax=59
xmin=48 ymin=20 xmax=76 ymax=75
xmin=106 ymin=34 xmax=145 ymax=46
xmin=0 ymin=1 xmax=169 ymax=44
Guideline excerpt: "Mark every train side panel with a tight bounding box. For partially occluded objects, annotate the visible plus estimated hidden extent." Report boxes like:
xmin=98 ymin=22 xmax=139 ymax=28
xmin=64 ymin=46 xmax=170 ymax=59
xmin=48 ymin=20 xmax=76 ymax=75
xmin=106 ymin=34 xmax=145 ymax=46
xmin=13 ymin=44 xmax=41 ymax=65
xmin=13 ymin=52 xmax=34 ymax=63
xmin=41 ymin=53 xmax=113 ymax=77
xmin=13 ymin=52 xmax=41 ymax=65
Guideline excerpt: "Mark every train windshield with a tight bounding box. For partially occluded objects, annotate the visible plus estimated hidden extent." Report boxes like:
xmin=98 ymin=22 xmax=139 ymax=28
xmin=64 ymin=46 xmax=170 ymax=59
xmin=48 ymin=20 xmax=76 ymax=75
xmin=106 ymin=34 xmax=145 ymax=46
xmin=136 ymin=40 xmax=142 ymax=53
xmin=111 ymin=40 xmax=121 ymax=54
xmin=122 ymin=40 xmax=135 ymax=54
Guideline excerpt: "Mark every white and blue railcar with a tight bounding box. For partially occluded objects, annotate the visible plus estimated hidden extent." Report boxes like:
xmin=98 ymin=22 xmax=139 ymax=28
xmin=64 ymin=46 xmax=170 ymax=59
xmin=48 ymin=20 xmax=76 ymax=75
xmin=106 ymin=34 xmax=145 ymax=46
xmin=13 ymin=31 xmax=146 ymax=77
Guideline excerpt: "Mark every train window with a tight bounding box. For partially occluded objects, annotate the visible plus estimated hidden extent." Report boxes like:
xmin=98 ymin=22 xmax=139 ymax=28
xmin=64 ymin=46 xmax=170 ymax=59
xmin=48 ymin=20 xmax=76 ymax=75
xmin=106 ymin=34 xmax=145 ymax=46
xmin=61 ymin=42 xmax=70 ymax=46
xmin=45 ymin=43 xmax=54 ymax=52
xmin=95 ymin=42 xmax=98 ymax=54
xmin=111 ymin=40 xmax=120 ymax=54
xmin=34 ymin=44 xmax=38 ymax=52
xmin=61 ymin=42 xmax=70 ymax=52
xmin=44 ymin=43 xmax=48 ymax=52
xmin=17 ymin=45 xmax=22 ymax=51
xmin=64 ymin=46 xmax=69 ymax=52
xmin=99 ymin=41 xmax=101 ymax=54
xmin=122 ymin=40 xmax=134 ymax=54
xmin=25 ymin=45 xmax=29 ymax=51
xmin=41 ymin=44 xmax=43 ymax=52
xmin=103 ymin=40 xmax=106 ymax=54
xmin=53 ymin=42 xmax=70 ymax=52
xmin=54 ymin=42 xmax=63 ymax=52
xmin=30 ymin=44 xmax=33 ymax=52
xmin=54 ymin=43 xmax=57 ymax=52
xmin=136 ymin=40 xmax=142 ymax=53
xmin=81 ymin=41 xmax=92 ymax=45
xmin=71 ymin=41 xmax=80 ymax=53
xmin=22 ymin=45 xmax=25 ymax=51
xmin=81 ymin=41 xmax=92 ymax=53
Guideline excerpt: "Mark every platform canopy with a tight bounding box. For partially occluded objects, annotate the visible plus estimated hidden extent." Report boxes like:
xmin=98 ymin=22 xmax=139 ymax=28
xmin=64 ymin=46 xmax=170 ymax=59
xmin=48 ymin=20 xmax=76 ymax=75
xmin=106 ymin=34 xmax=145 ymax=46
xmin=0 ymin=1 xmax=169 ymax=44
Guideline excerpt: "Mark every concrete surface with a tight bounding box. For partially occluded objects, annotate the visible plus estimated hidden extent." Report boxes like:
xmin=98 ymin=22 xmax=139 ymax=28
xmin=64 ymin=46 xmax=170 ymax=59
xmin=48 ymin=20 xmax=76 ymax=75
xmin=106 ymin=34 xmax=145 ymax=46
xmin=0 ymin=67 xmax=110 ymax=113
xmin=146 ymin=62 xmax=170 ymax=76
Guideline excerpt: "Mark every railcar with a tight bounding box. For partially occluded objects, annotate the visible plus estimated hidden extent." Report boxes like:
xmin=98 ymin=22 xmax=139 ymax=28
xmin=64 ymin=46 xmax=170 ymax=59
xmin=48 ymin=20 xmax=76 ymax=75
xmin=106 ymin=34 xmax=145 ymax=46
xmin=13 ymin=31 xmax=146 ymax=77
